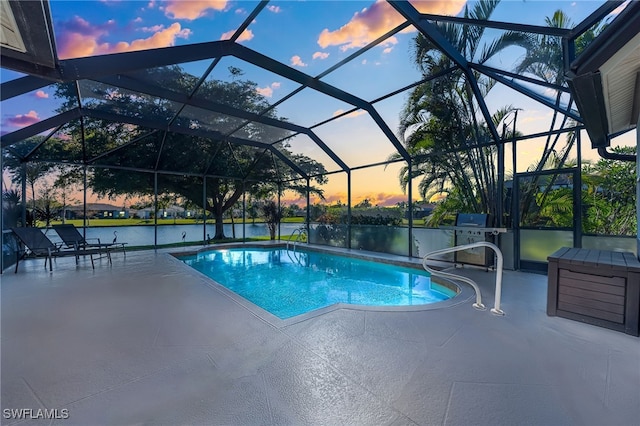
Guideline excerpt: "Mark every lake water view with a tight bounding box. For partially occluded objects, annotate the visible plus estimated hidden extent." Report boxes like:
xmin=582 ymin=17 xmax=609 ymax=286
xmin=43 ymin=223 xmax=303 ymax=248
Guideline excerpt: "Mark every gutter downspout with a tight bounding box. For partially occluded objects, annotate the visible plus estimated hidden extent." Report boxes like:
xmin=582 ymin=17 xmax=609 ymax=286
xmin=597 ymin=146 xmax=636 ymax=162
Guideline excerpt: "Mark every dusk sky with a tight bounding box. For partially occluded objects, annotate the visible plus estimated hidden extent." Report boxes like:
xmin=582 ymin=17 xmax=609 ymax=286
xmin=1 ymin=0 xmax=634 ymax=207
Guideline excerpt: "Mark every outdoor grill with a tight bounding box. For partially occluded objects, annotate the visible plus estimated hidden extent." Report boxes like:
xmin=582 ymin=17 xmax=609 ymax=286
xmin=453 ymin=213 xmax=494 ymax=267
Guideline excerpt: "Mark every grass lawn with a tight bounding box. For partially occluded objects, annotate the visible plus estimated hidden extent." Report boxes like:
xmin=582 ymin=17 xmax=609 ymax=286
xmin=47 ymin=217 xmax=306 ymax=227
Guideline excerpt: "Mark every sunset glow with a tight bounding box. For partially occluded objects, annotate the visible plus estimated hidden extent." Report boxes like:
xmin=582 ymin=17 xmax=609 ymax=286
xmin=2 ymin=0 xmax=634 ymax=207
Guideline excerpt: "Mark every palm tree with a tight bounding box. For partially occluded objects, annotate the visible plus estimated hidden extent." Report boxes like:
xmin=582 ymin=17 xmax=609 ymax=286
xmin=2 ymin=138 xmax=55 ymax=211
xmin=517 ymin=11 xmax=574 ymax=172
xmin=512 ymin=10 xmax=608 ymax=228
xmin=2 ymin=188 xmax=23 ymax=228
xmin=514 ymin=10 xmax=607 ymax=171
xmin=394 ymin=0 xmax=526 ymax=225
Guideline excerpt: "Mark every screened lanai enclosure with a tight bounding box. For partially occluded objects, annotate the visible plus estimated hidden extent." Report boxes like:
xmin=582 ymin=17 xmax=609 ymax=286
xmin=2 ymin=0 xmax=639 ymax=272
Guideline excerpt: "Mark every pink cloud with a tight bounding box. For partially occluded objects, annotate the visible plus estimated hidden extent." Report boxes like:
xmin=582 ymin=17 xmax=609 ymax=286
xmin=304 ymin=192 xmax=411 ymax=207
xmin=291 ymin=55 xmax=307 ymax=67
xmin=320 ymin=193 xmax=346 ymax=205
xmin=164 ymin=0 xmax=228 ymax=20
xmin=35 ymin=90 xmax=49 ymax=99
xmin=57 ymin=15 xmax=115 ymax=38
xmin=374 ymin=192 xmax=408 ymax=206
xmin=133 ymin=17 xmax=143 ymax=23
xmin=354 ymin=192 xmax=408 ymax=207
xmin=220 ymin=28 xmax=254 ymax=42
xmin=256 ymin=87 xmax=273 ymax=98
xmin=318 ymin=0 xmax=465 ymax=51
xmin=332 ymin=109 xmax=366 ymax=119
xmin=5 ymin=110 xmax=40 ymax=127
xmin=256 ymin=82 xmax=281 ymax=98
xmin=55 ymin=16 xmax=115 ymax=58
xmin=312 ymin=51 xmax=329 ymax=60
xmin=111 ymin=24 xmax=192 ymax=52
xmin=57 ymin=19 xmax=192 ymax=59
xmin=141 ymin=24 xmax=165 ymax=33
xmin=307 ymin=193 xmax=344 ymax=205
xmin=266 ymin=5 xmax=281 ymax=13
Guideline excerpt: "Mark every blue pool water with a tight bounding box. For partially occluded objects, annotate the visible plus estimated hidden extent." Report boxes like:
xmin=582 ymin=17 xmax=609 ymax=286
xmin=180 ymin=247 xmax=457 ymax=319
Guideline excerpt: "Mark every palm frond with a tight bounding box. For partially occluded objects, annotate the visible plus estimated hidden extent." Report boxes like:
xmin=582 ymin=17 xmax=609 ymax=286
xmin=466 ymin=0 xmax=501 ymax=57
xmin=478 ymin=31 xmax=534 ymax=64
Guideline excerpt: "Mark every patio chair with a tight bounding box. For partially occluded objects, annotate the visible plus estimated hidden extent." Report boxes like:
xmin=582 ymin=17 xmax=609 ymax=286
xmin=11 ymin=227 xmax=111 ymax=273
xmin=53 ymin=224 xmax=126 ymax=257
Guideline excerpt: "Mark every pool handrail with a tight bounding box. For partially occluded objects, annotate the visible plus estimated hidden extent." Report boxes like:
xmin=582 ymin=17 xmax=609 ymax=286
xmin=286 ymin=227 xmax=307 ymax=252
xmin=422 ymin=241 xmax=504 ymax=315
xmin=285 ymin=227 xmax=308 ymax=265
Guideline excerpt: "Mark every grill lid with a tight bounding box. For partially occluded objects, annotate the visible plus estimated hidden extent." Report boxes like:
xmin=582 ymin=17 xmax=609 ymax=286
xmin=455 ymin=213 xmax=489 ymax=227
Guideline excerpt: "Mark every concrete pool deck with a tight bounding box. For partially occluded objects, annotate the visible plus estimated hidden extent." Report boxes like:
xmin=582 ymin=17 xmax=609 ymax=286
xmin=1 ymin=244 xmax=639 ymax=425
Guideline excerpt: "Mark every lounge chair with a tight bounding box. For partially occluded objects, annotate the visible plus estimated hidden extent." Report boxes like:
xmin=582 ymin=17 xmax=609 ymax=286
xmin=11 ymin=227 xmax=111 ymax=273
xmin=53 ymin=224 xmax=126 ymax=257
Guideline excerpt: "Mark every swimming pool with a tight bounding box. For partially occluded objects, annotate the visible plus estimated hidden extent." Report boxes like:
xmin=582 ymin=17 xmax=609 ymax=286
xmin=179 ymin=247 xmax=458 ymax=319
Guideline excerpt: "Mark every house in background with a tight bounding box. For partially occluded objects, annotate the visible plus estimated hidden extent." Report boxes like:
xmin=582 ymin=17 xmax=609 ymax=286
xmin=134 ymin=205 xmax=187 ymax=220
xmin=66 ymin=203 xmax=130 ymax=219
xmin=412 ymin=203 xmax=436 ymax=219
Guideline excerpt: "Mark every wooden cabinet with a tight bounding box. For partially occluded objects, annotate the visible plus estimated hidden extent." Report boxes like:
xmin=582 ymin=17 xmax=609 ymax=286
xmin=547 ymin=247 xmax=640 ymax=336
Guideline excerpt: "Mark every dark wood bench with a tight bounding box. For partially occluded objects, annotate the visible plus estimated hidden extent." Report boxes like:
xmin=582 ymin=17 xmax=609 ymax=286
xmin=547 ymin=247 xmax=640 ymax=336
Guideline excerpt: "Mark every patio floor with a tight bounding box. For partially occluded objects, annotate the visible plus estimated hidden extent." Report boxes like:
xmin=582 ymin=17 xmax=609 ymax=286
xmin=1 ymin=244 xmax=639 ymax=425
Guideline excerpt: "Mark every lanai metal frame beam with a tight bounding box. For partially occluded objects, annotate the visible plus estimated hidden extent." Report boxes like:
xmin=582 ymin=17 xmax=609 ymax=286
xmin=564 ymin=0 xmax=626 ymax=69
xmin=388 ymin=1 xmax=502 ymax=144
xmin=4 ymin=38 xmax=409 ymax=163
xmin=56 ymin=41 xmax=232 ymax=81
xmin=88 ymin=130 xmax=161 ymax=165
xmin=471 ymin=63 xmax=570 ymax=94
xmin=1 ymin=75 xmax=52 ymax=101
xmin=1 ymin=106 xmax=308 ymax=179
xmin=82 ymin=109 xmax=308 ymax=178
xmin=92 ymin=74 xmax=349 ymax=172
xmin=418 ymin=12 xmax=571 ymax=37
xmin=479 ymin=67 xmax=582 ymax=122
xmin=59 ymin=161 xmax=271 ymax=182
xmin=227 ymin=43 xmax=411 ymax=162
xmin=1 ymin=109 xmax=82 ymax=148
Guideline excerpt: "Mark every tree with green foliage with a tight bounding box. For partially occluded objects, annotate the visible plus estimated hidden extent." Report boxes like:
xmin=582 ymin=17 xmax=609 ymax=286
xmin=517 ymin=153 xmax=578 ymax=227
xmin=424 ymin=188 xmax=471 ymax=227
xmin=246 ymin=197 xmax=260 ymax=224
xmin=581 ymin=146 xmax=636 ymax=235
xmin=510 ymin=147 xmax=635 ymax=235
xmin=354 ymin=198 xmax=372 ymax=208
xmin=2 ymin=137 xmax=57 ymax=211
xmin=12 ymin=66 xmax=328 ymax=239
xmin=261 ymin=200 xmax=283 ymax=240
xmin=33 ymin=183 xmax=62 ymax=228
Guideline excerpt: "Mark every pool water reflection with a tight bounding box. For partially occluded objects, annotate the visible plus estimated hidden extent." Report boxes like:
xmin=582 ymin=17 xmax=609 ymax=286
xmin=180 ymin=247 xmax=457 ymax=319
